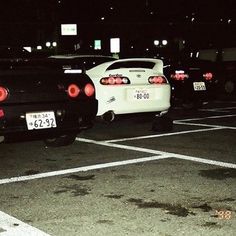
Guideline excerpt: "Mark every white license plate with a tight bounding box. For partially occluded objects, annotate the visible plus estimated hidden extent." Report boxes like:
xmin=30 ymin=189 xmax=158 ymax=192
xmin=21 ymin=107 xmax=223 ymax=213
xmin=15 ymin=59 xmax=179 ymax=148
xmin=127 ymin=88 xmax=154 ymax=100
xmin=26 ymin=111 xmax=57 ymax=130
xmin=193 ymin=82 xmax=206 ymax=91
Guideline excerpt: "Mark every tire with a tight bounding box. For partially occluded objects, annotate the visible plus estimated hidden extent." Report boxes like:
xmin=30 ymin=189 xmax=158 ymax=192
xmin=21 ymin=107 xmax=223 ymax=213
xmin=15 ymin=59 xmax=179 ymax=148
xmin=152 ymin=116 xmax=173 ymax=132
xmin=44 ymin=134 xmax=77 ymax=147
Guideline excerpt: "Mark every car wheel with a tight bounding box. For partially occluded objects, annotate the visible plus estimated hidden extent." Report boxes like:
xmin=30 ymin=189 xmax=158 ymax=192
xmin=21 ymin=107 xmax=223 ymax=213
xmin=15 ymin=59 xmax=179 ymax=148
xmin=44 ymin=134 xmax=77 ymax=147
xmin=152 ymin=116 xmax=173 ymax=132
xmin=224 ymin=79 xmax=235 ymax=94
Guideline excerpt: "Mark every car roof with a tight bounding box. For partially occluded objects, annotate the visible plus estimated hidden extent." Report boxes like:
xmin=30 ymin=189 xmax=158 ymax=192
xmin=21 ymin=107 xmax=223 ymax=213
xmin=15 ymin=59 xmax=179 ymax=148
xmin=50 ymin=54 xmax=115 ymax=59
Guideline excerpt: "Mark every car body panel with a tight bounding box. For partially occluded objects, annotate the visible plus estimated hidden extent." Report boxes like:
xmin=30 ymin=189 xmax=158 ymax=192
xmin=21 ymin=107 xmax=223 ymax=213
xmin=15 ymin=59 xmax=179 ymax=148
xmin=164 ymin=59 xmax=217 ymax=106
xmin=0 ymin=59 xmax=98 ymax=143
xmin=87 ymin=58 xmax=171 ymax=116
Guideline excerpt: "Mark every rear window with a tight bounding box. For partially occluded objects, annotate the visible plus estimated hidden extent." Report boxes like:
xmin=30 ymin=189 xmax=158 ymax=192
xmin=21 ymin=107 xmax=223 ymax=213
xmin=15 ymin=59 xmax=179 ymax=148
xmin=107 ymin=61 xmax=155 ymax=70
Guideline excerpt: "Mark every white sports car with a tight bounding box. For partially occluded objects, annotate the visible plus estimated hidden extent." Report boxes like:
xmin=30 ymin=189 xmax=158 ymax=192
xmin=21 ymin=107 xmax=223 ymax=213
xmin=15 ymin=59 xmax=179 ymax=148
xmin=86 ymin=58 xmax=171 ymax=121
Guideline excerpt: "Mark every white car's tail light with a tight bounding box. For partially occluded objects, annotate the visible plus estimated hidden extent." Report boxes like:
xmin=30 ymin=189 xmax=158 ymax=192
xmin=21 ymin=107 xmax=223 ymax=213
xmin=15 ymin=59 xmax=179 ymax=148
xmin=203 ymin=72 xmax=213 ymax=81
xmin=0 ymin=87 xmax=8 ymax=102
xmin=100 ymin=76 xmax=130 ymax=85
xmin=67 ymin=84 xmax=80 ymax=98
xmin=170 ymin=71 xmax=189 ymax=81
xmin=84 ymin=83 xmax=95 ymax=97
xmin=148 ymin=76 xmax=167 ymax=84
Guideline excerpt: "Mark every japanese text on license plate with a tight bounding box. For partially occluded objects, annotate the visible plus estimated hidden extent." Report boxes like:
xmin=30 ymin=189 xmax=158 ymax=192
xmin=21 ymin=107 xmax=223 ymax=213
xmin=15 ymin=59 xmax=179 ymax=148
xmin=26 ymin=111 xmax=57 ymax=130
xmin=193 ymin=82 xmax=206 ymax=91
xmin=132 ymin=89 xmax=152 ymax=100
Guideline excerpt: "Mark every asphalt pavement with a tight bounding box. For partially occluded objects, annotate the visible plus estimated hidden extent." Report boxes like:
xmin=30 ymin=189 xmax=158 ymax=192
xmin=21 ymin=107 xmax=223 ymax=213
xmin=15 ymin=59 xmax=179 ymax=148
xmin=0 ymin=100 xmax=236 ymax=236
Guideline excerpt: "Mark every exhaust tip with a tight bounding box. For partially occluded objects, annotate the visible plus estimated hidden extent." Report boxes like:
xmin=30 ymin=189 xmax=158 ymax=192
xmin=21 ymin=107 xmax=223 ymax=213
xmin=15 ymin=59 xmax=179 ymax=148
xmin=101 ymin=111 xmax=115 ymax=123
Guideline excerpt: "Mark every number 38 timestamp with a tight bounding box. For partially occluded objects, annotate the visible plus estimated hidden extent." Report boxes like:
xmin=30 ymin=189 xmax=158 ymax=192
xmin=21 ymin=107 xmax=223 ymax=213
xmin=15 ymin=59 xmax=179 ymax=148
xmin=215 ymin=210 xmax=233 ymax=220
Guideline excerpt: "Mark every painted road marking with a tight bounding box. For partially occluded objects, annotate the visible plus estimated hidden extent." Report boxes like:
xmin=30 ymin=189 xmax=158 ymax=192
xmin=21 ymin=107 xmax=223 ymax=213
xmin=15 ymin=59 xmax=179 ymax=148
xmin=77 ymin=138 xmax=236 ymax=170
xmin=176 ymin=114 xmax=236 ymax=122
xmin=105 ymin=113 xmax=236 ymax=143
xmin=1 ymin=114 xmax=235 ymax=185
xmin=104 ymin=127 xmax=223 ymax=143
xmin=0 ymin=155 xmax=169 ymax=185
xmin=0 ymin=211 xmax=50 ymax=236
xmin=174 ymin=121 xmax=236 ymax=130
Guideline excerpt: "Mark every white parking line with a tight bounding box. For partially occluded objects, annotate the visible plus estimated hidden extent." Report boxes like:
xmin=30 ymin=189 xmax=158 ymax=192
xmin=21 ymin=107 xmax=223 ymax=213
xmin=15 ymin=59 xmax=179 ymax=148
xmin=104 ymin=127 xmax=223 ymax=143
xmin=77 ymin=138 xmax=236 ymax=169
xmin=176 ymin=114 xmax=236 ymax=122
xmin=0 ymin=211 xmax=50 ymax=236
xmin=174 ymin=121 xmax=236 ymax=130
xmin=0 ymin=155 xmax=169 ymax=185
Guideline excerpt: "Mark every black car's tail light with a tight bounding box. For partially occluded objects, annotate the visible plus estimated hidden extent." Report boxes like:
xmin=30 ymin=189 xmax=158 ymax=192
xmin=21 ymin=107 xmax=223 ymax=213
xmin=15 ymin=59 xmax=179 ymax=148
xmin=203 ymin=72 xmax=213 ymax=81
xmin=100 ymin=76 xmax=130 ymax=85
xmin=170 ymin=72 xmax=189 ymax=81
xmin=84 ymin=83 xmax=95 ymax=97
xmin=148 ymin=76 xmax=167 ymax=84
xmin=0 ymin=108 xmax=4 ymax=118
xmin=0 ymin=87 xmax=8 ymax=102
xmin=67 ymin=84 xmax=80 ymax=98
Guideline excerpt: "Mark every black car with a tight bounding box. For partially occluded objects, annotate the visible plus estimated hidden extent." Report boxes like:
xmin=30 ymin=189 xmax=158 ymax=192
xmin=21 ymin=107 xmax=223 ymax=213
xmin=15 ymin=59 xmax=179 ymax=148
xmin=164 ymin=58 xmax=217 ymax=108
xmin=49 ymin=54 xmax=117 ymax=71
xmin=0 ymin=59 xmax=98 ymax=146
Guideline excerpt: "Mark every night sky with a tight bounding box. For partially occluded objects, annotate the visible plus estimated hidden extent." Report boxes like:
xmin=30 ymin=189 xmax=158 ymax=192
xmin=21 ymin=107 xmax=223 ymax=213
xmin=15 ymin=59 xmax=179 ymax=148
xmin=0 ymin=0 xmax=235 ymax=52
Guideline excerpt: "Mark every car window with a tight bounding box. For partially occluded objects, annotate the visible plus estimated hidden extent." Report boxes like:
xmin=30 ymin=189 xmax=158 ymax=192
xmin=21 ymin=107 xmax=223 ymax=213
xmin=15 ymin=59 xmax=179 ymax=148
xmin=106 ymin=61 xmax=155 ymax=70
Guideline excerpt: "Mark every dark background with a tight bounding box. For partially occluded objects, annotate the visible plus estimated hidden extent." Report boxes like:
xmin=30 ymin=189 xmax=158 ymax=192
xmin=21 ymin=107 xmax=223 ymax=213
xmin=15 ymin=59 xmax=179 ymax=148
xmin=0 ymin=0 xmax=235 ymax=55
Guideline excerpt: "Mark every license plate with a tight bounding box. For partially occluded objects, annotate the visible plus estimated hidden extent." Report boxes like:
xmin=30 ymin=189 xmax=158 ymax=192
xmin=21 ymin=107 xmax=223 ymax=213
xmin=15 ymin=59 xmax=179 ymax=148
xmin=193 ymin=82 xmax=206 ymax=91
xmin=127 ymin=88 xmax=154 ymax=100
xmin=26 ymin=111 xmax=57 ymax=130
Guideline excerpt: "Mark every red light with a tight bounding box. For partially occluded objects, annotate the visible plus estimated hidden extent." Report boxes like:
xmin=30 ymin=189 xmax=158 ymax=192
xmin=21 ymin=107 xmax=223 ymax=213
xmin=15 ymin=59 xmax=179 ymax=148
xmin=171 ymin=73 xmax=188 ymax=81
xmin=67 ymin=84 xmax=80 ymax=98
xmin=0 ymin=87 xmax=8 ymax=102
xmin=0 ymin=109 xmax=4 ymax=118
xmin=100 ymin=76 xmax=130 ymax=85
xmin=149 ymin=76 xmax=167 ymax=84
xmin=203 ymin=72 xmax=213 ymax=80
xmin=115 ymin=77 xmax=122 ymax=84
xmin=84 ymin=83 xmax=95 ymax=97
xmin=108 ymin=77 xmax=116 ymax=85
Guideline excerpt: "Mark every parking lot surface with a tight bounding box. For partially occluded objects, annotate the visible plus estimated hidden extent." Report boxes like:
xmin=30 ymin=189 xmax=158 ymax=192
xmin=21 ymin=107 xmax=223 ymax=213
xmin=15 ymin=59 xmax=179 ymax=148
xmin=0 ymin=100 xmax=236 ymax=236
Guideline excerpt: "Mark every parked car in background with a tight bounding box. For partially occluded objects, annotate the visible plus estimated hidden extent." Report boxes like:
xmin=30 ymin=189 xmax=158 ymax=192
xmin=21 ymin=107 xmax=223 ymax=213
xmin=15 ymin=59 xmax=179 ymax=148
xmin=164 ymin=58 xmax=217 ymax=108
xmin=198 ymin=47 xmax=236 ymax=97
xmin=49 ymin=54 xmax=117 ymax=71
xmin=0 ymin=58 xmax=98 ymax=146
xmin=86 ymin=58 xmax=171 ymax=121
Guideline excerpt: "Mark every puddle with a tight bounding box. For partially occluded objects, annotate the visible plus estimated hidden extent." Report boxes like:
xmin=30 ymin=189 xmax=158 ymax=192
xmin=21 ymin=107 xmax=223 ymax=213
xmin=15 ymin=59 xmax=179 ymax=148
xmin=103 ymin=194 xmax=124 ymax=199
xmin=96 ymin=220 xmax=114 ymax=225
xmin=201 ymin=222 xmax=221 ymax=229
xmin=65 ymin=174 xmax=95 ymax=181
xmin=54 ymin=184 xmax=91 ymax=196
xmin=199 ymin=168 xmax=236 ymax=180
xmin=192 ymin=203 xmax=212 ymax=212
xmin=127 ymin=198 xmax=195 ymax=217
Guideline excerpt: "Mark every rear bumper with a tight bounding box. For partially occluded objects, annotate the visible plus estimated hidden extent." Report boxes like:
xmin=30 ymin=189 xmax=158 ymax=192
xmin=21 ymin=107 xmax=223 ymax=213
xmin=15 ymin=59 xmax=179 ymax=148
xmin=96 ymin=84 xmax=171 ymax=116
xmin=171 ymin=80 xmax=216 ymax=103
xmin=0 ymin=99 xmax=98 ymax=140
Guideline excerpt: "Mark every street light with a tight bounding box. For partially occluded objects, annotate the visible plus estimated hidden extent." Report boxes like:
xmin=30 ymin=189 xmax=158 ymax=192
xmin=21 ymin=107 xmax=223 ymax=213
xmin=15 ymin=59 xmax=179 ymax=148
xmin=154 ymin=40 xmax=160 ymax=46
xmin=162 ymin=40 xmax=168 ymax=46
